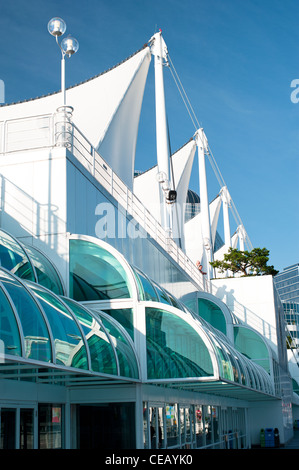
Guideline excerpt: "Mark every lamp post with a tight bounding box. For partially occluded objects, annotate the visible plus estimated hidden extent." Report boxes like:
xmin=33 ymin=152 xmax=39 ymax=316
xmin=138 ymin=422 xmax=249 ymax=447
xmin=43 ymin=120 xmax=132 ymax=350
xmin=47 ymin=17 xmax=79 ymax=106
xmin=48 ymin=18 xmax=79 ymax=146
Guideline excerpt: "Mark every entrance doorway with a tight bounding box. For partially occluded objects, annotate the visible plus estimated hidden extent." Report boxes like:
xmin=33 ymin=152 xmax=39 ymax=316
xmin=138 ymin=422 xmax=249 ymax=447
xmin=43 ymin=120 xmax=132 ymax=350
xmin=77 ymin=402 xmax=136 ymax=449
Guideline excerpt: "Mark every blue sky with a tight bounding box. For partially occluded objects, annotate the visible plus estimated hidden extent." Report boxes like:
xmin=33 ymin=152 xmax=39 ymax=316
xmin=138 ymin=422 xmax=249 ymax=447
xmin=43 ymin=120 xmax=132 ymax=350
xmin=0 ymin=0 xmax=298 ymax=272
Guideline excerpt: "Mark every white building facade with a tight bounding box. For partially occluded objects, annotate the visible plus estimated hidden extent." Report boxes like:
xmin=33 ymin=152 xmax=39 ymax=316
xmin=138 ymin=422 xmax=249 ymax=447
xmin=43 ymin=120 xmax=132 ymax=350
xmin=0 ymin=30 xmax=295 ymax=449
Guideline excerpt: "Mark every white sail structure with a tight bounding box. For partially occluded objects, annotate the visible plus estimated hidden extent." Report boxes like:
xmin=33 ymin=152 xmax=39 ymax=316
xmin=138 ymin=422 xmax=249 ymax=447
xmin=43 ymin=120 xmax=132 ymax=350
xmin=0 ymin=46 xmax=151 ymax=190
xmin=134 ymin=139 xmax=196 ymax=246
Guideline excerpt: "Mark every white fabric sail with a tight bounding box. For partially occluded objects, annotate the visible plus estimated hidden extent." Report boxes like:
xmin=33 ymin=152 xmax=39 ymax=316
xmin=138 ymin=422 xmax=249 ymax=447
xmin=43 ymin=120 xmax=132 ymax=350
xmin=133 ymin=139 xmax=196 ymax=237
xmin=209 ymin=195 xmax=222 ymax=248
xmin=0 ymin=46 xmax=151 ymax=190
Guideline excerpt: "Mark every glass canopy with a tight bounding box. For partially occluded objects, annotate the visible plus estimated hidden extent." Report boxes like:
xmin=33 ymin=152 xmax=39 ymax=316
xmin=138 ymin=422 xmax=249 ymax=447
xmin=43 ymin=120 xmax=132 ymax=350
xmin=234 ymin=325 xmax=271 ymax=373
xmin=198 ymin=298 xmax=227 ymax=336
xmin=146 ymin=306 xmax=215 ymax=380
xmin=68 ymin=236 xmax=275 ymax=396
xmin=0 ymin=268 xmax=139 ymax=379
xmin=0 ymin=229 xmax=64 ymax=295
xmin=69 ymin=238 xmax=134 ymax=301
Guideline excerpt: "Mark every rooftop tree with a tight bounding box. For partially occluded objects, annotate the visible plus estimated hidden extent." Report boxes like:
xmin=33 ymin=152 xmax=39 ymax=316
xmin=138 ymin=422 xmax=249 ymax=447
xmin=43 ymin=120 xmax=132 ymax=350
xmin=210 ymin=247 xmax=278 ymax=277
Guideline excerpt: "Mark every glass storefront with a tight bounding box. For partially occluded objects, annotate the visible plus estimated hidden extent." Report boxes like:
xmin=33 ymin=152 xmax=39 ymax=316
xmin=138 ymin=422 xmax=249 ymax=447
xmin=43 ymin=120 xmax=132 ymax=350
xmin=0 ymin=404 xmax=64 ymax=449
xmin=143 ymin=402 xmax=248 ymax=449
xmin=38 ymin=404 xmax=64 ymax=449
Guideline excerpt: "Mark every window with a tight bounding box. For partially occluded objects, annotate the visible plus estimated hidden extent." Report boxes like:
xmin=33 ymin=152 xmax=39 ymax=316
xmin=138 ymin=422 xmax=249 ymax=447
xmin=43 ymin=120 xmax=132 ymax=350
xmin=24 ymin=245 xmax=64 ymax=295
xmin=69 ymin=239 xmax=133 ymax=300
xmin=38 ymin=404 xmax=63 ymax=449
xmin=146 ymin=307 xmax=214 ymax=379
xmin=0 ymin=271 xmax=51 ymax=362
xmin=0 ymin=282 xmax=22 ymax=357
xmin=0 ymin=230 xmax=35 ymax=282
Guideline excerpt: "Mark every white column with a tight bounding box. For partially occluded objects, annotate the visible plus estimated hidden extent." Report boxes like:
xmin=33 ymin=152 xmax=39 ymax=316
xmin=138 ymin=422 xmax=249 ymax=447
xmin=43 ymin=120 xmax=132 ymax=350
xmin=195 ymin=128 xmax=212 ymax=281
xmin=150 ymin=31 xmax=171 ymax=232
xmin=61 ymin=56 xmax=66 ymax=106
xmin=220 ymin=186 xmax=231 ymax=248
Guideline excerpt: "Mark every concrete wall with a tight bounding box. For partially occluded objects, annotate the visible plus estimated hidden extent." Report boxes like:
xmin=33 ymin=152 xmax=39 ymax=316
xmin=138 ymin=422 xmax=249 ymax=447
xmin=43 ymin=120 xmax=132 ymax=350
xmin=248 ymin=399 xmax=293 ymax=446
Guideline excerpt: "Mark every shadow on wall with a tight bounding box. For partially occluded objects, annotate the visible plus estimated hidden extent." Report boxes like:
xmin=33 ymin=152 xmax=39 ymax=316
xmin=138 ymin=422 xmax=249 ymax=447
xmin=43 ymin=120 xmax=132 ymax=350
xmin=0 ymin=170 xmax=67 ymax=286
xmin=0 ymin=170 xmax=62 ymax=253
xmin=213 ymin=283 xmax=278 ymax=353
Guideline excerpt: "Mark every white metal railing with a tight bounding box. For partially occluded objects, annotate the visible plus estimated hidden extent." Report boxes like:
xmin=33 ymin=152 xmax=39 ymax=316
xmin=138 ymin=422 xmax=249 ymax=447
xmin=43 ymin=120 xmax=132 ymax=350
xmin=0 ymin=112 xmax=206 ymax=291
xmin=69 ymin=121 xmax=206 ymax=291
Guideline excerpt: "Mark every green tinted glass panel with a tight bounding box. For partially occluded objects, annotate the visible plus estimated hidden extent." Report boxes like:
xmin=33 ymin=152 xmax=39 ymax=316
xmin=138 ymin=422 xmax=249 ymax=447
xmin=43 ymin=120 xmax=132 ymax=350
xmin=152 ymin=283 xmax=172 ymax=305
xmin=29 ymin=285 xmax=88 ymax=369
xmin=132 ymin=268 xmax=158 ymax=302
xmin=211 ymin=336 xmax=234 ymax=381
xmin=234 ymin=326 xmax=270 ymax=373
xmin=0 ymin=285 xmax=21 ymax=356
xmin=165 ymin=291 xmax=182 ymax=310
xmin=62 ymin=298 xmax=118 ymax=375
xmin=101 ymin=316 xmax=139 ymax=378
xmin=102 ymin=308 xmax=134 ymax=340
xmin=69 ymin=240 xmax=132 ymax=301
xmin=0 ymin=272 xmax=51 ymax=362
xmin=24 ymin=245 xmax=64 ymax=295
xmin=198 ymin=299 xmax=227 ymax=335
xmin=146 ymin=307 xmax=214 ymax=379
xmin=0 ymin=231 xmax=35 ymax=281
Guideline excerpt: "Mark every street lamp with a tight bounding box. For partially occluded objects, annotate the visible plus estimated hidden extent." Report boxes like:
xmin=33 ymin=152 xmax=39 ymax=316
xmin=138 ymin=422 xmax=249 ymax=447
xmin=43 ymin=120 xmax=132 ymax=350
xmin=48 ymin=17 xmax=79 ymax=106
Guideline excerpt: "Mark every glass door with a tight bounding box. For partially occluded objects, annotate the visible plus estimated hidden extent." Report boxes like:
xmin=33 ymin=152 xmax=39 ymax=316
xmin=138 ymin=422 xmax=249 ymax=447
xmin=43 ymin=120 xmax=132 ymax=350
xmin=0 ymin=408 xmax=16 ymax=449
xmin=20 ymin=408 xmax=34 ymax=449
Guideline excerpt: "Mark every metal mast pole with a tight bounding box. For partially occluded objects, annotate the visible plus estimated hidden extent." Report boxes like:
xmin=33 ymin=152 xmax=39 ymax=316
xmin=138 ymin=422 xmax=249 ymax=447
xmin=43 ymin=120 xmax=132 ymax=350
xmin=195 ymin=128 xmax=212 ymax=283
xmin=150 ymin=31 xmax=171 ymax=233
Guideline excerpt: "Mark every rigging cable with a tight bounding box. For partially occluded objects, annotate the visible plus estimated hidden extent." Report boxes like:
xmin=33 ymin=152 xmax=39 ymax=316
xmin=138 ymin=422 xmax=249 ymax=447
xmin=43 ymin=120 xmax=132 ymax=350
xmin=167 ymin=52 xmax=253 ymax=250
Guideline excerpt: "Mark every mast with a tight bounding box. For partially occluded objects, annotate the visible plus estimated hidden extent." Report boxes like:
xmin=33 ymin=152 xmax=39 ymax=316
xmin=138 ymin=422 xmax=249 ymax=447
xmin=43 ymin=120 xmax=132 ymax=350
xmin=150 ymin=31 xmax=172 ymax=234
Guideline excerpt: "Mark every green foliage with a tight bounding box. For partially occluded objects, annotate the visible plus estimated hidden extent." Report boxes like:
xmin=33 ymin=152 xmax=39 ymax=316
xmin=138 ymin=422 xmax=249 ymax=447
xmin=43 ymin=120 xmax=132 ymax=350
xmin=210 ymin=247 xmax=278 ymax=277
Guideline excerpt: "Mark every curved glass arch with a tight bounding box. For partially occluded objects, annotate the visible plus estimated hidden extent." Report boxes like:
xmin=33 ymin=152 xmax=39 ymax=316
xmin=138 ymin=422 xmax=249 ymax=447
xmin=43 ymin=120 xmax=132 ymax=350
xmin=145 ymin=307 xmax=215 ymax=380
xmin=61 ymin=297 xmax=118 ymax=376
xmin=0 ymin=229 xmax=35 ymax=282
xmin=27 ymin=283 xmax=89 ymax=369
xmin=210 ymin=334 xmax=235 ymax=382
xmin=69 ymin=238 xmax=135 ymax=301
xmin=99 ymin=313 xmax=139 ymax=379
xmin=23 ymin=244 xmax=64 ymax=296
xmin=101 ymin=308 xmax=134 ymax=340
xmin=208 ymin=331 xmax=240 ymax=383
xmin=0 ymin=269 xmax=52 ymax=362
xmin=198 ymin=298 xmax=227 ymax=336
xmin=0 ymin=281 xmax=22 ymax=356
xmin=131 ymin=266 xmax=159 ymax=302
xmin=234 ymin=325 xmax=271 ymax=373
